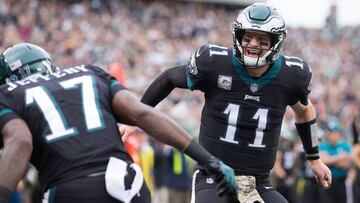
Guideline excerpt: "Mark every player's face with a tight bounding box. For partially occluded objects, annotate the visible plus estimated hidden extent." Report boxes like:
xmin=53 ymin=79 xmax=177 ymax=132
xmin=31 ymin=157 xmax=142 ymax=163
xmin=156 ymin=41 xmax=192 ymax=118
xmin=241 ymin=31 xmax=271 ymax=58
xmin=327 ymin=131 xmax=342 ymax=145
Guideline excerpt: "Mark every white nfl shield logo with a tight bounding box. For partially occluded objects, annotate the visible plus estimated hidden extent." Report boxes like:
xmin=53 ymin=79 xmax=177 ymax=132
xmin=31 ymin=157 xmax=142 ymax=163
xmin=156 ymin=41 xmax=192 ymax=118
xmin=217 ymin=75 xmax=232 ymax=90
xmin=250 ymin=83 xmax=259 ymax=93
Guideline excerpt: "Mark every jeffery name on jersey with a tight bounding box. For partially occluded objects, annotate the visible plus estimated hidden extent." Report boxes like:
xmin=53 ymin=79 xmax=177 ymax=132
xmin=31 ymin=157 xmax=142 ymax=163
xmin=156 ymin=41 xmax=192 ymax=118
xmin=186 ymin=44 xmax=312 ymax=178
xmin=0 ymin=64 xmax=129 ymax=190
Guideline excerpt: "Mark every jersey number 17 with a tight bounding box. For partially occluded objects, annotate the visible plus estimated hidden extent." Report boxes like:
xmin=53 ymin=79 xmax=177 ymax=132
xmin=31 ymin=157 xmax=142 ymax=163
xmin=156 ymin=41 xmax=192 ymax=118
xmin=25 ymin=75 xmax=104 ymax=143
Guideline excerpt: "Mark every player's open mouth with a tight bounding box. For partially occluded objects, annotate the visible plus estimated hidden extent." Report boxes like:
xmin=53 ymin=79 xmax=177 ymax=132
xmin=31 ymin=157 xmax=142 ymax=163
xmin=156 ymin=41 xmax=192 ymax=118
xmin=245 ymin=48 xmax=261 ymax=57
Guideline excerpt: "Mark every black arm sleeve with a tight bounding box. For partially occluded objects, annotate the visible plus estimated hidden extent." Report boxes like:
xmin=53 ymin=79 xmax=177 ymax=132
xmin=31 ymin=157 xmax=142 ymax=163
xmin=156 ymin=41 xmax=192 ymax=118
xmin=295 ymin=119 xmax=320 ymax=160
xmin=141 ymin=65 xmax=187 ymax=107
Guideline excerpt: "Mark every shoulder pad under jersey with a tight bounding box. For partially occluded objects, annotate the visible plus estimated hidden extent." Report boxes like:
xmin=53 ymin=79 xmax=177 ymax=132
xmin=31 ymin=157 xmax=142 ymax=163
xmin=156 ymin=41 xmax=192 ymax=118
xmin=187 ymin=44 xmax=229 ymax=75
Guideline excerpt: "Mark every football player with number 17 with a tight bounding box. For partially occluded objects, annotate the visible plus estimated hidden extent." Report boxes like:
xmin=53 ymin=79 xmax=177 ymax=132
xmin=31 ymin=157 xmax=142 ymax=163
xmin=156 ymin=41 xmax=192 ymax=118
xmin=120 ymin=3 xmax=332 ymax=203
xmin=0 ymin=43 xmax=239 ymax=203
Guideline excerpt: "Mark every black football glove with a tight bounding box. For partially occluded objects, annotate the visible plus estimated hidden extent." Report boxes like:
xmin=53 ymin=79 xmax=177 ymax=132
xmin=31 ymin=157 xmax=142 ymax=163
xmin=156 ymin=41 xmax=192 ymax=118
xmin=183 ymin=140 xmax=239 ymax=203
xmin=204 ymin=157 xmax=239 ymax=203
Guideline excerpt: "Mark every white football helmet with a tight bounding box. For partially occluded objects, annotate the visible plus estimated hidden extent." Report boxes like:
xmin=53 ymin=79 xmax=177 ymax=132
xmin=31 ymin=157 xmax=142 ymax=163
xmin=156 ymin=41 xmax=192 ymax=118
xmin=232 ymin=3 xmax=287 ymax=68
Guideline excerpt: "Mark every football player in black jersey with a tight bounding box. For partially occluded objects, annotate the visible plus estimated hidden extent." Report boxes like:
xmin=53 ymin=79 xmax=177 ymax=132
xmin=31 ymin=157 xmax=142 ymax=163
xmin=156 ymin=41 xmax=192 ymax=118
xmin=121 ymin=3 xmax=332 ymax=203
xmin=0 ymin=43 xmax=239 ymax=203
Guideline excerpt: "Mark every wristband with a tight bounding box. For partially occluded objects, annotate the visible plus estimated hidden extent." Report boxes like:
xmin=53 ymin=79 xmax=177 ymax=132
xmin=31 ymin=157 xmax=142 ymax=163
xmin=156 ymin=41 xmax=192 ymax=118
xmin=295 ymin=119 xmax=320 ymax=160
xmin=305 ymin=146 xmax=320 ymax=160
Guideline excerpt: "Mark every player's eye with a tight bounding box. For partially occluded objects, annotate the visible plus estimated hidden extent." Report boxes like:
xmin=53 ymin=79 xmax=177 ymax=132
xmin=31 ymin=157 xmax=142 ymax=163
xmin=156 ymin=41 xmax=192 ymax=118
xmin=258 ymin=37 xmax=270 ymax=47
xmin=259 ymin=41 xmax=270 ymax=47
xmin=242 ymin=35 xmax=251 ymax=43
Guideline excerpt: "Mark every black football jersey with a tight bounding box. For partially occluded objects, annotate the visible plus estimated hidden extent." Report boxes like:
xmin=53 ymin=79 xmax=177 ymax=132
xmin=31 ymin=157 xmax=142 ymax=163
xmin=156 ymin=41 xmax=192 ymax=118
xmin=0 ymin=65 xmax=131 ymax=190
xmin=186 ymin=44 xmax=312 ymax=178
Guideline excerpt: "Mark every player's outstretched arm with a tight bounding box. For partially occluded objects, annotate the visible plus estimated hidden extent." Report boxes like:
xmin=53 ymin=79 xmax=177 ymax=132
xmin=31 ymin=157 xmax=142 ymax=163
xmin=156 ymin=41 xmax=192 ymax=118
xmin=291 ymin=100 xmax=332 ymax=188
xmin=0 ymin=119 xmax=32 ymax=203
xmin=120 ymin=65 xmax=188 ymax=141
xmin=112 ymin=90 xmax=238 ymax=201
xmin=141 ymin=65 xmax=188 ymax=107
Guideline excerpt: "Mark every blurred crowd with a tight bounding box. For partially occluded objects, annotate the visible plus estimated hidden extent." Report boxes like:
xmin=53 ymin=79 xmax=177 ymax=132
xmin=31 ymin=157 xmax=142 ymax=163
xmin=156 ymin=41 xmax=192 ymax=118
xmin=1 ymin=0 xmax=360 ymax=203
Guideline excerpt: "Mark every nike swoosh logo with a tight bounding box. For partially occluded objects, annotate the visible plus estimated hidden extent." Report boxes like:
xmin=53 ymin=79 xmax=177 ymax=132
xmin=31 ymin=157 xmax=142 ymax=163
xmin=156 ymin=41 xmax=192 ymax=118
xmin=196 ymin=49 xmax=201 ymax=57
xmin=264 ymin=186 xmax=273 ymax=189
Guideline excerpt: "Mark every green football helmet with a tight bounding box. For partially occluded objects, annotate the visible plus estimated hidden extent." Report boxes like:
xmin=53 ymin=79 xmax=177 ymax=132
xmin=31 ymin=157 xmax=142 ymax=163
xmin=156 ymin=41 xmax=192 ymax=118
xmin=232 ymin=3 xmax=287 ymax=68
xmin=0 ymin=43 xmax=57 ymax=85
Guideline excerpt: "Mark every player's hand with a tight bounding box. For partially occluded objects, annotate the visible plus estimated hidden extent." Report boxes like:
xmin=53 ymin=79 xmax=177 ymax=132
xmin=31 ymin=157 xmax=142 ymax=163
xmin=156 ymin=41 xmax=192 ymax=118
xmin=204 ymin=157 xmax=239 ymax=202
xmin=119 ymin=124 xmax=137 ymax=142
xmin=308 ymin=159 xmax=332 ymax=188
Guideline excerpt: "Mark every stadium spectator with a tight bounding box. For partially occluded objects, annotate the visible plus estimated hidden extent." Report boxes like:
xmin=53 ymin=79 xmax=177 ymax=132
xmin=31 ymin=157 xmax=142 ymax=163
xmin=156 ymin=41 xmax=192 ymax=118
xmin=151 ymin=140 xmax=170 ymax=203
xmin=299 ymin=150 xmax=324 ymax=203
xmin=272 ymin=137 xmax=298 ymax=203
xmin=320 ymin=122 xmax=352 ymax=203
xmin=166 ymin=148 xmax=192 ymax=203
xmin=352 ymin=141 xmax=360 ymax=203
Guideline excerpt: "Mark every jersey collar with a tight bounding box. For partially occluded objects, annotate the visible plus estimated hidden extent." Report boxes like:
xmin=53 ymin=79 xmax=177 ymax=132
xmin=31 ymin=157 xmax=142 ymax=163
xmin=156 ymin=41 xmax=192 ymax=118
xmin=231 ymin=55 xmax=282 ymax=93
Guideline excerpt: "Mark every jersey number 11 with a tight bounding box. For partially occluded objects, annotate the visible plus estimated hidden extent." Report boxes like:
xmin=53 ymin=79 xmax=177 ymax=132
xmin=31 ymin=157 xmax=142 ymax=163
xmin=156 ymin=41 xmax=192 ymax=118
xmin=220 ymin=103 xmax=268 ymax=148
